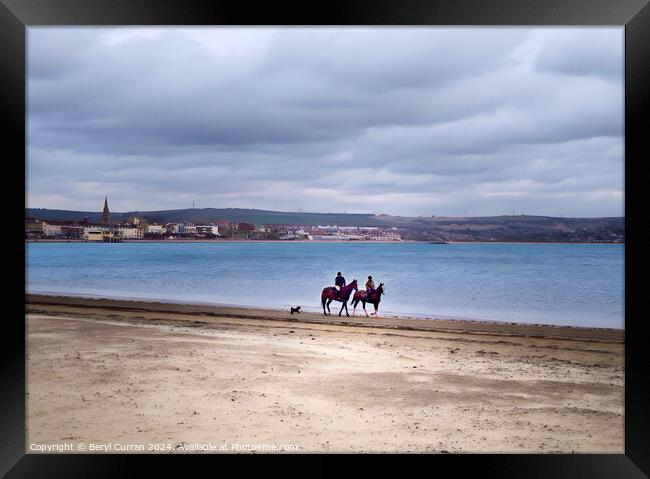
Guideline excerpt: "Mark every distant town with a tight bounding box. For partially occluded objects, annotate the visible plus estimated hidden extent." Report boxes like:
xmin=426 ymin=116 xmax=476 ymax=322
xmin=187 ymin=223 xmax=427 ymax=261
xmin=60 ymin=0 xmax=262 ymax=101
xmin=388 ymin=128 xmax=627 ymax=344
xmin=25 ymin=198 xmax=624 ymax=243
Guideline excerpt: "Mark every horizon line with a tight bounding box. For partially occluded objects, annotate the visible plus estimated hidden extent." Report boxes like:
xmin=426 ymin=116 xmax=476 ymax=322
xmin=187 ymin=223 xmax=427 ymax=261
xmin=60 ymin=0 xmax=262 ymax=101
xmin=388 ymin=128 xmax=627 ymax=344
xmin=25 ymin=206 xmax=624 ymax=220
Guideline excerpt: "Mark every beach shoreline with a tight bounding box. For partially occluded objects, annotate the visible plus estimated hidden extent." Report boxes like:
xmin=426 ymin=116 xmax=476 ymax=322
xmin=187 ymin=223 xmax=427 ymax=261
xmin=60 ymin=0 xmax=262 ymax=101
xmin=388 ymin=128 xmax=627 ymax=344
xmin=26 ymin=294 xmax=624 ymax=453
xmin=26 ymin=293 xmax=623 ymax=342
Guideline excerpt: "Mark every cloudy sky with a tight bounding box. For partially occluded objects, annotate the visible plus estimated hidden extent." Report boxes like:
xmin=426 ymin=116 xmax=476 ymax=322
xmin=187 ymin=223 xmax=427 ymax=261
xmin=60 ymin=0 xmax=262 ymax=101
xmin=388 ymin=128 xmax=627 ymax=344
xmin=27 ymin=27 xmax=624 ymax=217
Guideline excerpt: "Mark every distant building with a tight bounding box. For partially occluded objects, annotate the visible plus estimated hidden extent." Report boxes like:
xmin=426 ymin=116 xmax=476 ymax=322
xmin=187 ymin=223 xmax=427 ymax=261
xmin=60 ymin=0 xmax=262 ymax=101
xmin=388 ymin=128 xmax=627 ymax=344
xmin=83 ymin=226 xmax=122 ymax=243
xmin=43 ymin=222 xmax=63 ymax=237
xmin=184 ymin=225 xmax=198 ymax=236
xmin=165 ymin=223 xmax=183 ymax=235
xmin=85 ymin=230 xmax=105 ymax=241
xmin=136 ymin=224 xmax=147 ymax=238
xmin=128 ymin=216 xmax=147 ymax=225
xmin=83 ymin=225 xmax=109 ymax=236
xmin=84 ymin=229 xmax=119 ymax=242
xmin=25 ymin=217 xmax=44 ymax=237
xmin=381 ymin=232 xmax=402 ymax=241
xmin=196 ymin=225 xmax=219 ymax=237
xmin=115 ymin=225 xmax=142 ymax=239
xmin=237 ymin=222 xmax=256 ymax=232
xmin=310 ymin=234 xmax=342 ymax=241
xmin=30 ymin=219 xmax=84 ymax=239
xmin=60 ymin=225 xmax=85 ymax=239
xmin=146 ymin=224 xmax=165 ymax=235
xmin=102 ymin=197 xmax=110 ymax=225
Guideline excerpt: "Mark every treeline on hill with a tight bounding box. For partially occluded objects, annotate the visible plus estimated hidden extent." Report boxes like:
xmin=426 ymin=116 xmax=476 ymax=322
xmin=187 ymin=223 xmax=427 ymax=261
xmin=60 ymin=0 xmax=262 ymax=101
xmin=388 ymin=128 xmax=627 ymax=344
xmin=26 ymin=208 xmax=624 ymax=242
xmin=26 ymin=208 xmax=381 ymax=227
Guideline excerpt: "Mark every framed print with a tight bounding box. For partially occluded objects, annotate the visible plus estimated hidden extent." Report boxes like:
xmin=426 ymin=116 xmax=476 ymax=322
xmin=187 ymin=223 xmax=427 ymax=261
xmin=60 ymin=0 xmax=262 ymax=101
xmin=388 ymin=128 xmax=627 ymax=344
xmin=2 ymin=0 xmax=649 ymax=476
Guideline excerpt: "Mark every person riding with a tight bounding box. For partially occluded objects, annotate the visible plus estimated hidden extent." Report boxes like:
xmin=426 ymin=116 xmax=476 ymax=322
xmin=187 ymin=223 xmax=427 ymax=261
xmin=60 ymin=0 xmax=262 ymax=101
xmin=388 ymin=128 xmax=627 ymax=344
xmin=335 ymin=272 xmax=346 ymax=297
xmin=365 ymin=275 xmax=375 ymax=294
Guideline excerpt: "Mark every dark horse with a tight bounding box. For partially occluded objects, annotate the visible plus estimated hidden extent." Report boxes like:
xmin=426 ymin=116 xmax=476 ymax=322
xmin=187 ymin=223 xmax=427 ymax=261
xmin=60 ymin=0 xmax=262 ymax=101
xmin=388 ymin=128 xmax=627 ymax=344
xmin=351 ymin=283 xmax=385 ymax=317
xmin=321 ymin=279 xmax=358 ymax=316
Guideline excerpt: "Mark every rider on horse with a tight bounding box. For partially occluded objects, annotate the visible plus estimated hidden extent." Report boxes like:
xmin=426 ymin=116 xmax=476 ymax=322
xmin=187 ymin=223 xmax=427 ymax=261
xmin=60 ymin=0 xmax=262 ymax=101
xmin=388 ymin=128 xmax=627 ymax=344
xmin=322 ymin=278 xmax=358 ymax=316
xmin=351 ymin=281 xmax=384 ymax=317
xmin=335 ymin=272 xmax=346 ymax=298
xmin=365 ymin=275 xmax=375 ymax=294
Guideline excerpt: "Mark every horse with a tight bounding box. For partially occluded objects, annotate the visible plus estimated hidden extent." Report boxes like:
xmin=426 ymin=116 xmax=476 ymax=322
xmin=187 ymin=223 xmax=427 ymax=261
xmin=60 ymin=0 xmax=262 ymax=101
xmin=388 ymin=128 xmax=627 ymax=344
xmin=321 ymin=279 xmax=358 ymax=316
xmin=351 ymin=283 xmax=385 ymax=317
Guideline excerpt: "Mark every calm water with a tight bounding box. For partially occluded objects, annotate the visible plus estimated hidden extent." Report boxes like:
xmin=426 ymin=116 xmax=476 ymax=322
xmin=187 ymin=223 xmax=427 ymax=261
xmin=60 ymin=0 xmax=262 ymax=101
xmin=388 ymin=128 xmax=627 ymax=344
xmin=26 ymin=242 xmax=624 ymax=329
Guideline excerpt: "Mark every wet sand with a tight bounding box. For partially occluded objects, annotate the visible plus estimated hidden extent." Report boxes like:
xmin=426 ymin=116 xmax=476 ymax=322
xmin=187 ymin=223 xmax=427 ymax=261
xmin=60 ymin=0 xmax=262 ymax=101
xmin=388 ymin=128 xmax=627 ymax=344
xmin=26 ymin=294 xmax=624 ymax=453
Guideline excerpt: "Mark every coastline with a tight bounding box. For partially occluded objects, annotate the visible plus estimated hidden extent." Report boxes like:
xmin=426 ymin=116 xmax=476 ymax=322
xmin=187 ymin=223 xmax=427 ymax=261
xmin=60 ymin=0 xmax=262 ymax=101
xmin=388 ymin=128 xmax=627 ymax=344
xmin=25 ymin=239 xmax=624 ymax=245
xmin=26 ymin=238 xmax=413 ymax=244
xmin=26 ymin=294 xmax=623 ymax=342
xmin=26 ymin=293 xmax=624 ymax=453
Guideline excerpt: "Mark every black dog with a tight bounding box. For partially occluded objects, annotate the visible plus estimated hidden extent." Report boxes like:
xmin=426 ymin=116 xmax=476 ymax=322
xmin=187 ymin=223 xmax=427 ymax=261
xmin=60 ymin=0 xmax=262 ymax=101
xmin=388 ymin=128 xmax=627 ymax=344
xmin=290 ymin=306 xmax=301 ymax=314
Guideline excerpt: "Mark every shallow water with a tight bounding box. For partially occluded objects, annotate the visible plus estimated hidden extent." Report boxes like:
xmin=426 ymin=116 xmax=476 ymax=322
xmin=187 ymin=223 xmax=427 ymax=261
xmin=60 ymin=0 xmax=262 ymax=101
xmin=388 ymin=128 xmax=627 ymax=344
xmin=26 ymin=242 xmax=624 ymax=329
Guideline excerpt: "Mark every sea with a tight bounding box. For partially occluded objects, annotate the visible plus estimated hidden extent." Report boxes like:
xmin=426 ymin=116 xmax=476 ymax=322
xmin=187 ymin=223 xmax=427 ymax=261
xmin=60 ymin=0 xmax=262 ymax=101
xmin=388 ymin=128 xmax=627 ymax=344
xmin=26 ymin=241 xmax=624 ymax=329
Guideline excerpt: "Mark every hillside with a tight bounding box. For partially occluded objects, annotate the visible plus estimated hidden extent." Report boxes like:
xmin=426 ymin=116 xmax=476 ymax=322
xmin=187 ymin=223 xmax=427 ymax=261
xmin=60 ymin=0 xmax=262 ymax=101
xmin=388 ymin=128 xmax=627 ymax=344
xmin=26 ymin=207 xmax=382 ymax=227
xmin=26 ymin=208 xmax=624 ymax=242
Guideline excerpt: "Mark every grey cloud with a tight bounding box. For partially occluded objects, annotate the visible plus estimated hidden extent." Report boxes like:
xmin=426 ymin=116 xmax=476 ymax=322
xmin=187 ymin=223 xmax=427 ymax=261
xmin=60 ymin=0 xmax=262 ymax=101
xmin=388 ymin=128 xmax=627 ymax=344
xmin=27 ymin=27 xmax=624 ymax=217
xmin=535 ymin=29 xmax=623 ymax=80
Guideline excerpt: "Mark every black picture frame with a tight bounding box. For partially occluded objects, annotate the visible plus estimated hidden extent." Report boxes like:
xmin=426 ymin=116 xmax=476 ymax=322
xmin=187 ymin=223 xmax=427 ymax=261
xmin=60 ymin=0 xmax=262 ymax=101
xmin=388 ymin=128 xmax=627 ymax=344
xmin=2 ymin=0 xmax=648 ymax=476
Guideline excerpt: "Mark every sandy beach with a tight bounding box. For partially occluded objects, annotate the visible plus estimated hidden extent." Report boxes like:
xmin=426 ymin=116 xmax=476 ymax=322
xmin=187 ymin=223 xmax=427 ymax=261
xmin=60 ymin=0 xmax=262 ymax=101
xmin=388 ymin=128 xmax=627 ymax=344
xmin=26 ymin=294 xmax=624 ymax=453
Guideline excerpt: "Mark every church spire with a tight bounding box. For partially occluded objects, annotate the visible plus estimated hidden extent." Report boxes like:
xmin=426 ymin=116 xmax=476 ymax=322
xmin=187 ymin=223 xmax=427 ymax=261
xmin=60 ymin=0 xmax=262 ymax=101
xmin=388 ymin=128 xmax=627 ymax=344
xmin=102 ymin=196 xmax=110 ymax=224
